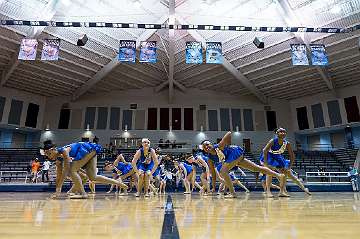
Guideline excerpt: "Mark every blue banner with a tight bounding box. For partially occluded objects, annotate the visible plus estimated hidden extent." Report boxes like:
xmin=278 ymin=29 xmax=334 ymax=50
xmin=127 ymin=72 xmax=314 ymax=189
xmin=139 ymin=41 xmax=157 ymax=63
xmin=18 ymin=39 xmax=38 ymax=60
xmin=310 ymin=44 xmax=328 ymax=66
xmin=206 ymin=42 xmax=222 ymax=64
xmin=290 ymin=44 xmax=309 ymax=66
xmin=41 ymin=39 xmax=60 ymax=61
xmin=118 ymin=40 xmax=136 ymax=63
xmin=186 ymin=41 xmax=202 ymax=64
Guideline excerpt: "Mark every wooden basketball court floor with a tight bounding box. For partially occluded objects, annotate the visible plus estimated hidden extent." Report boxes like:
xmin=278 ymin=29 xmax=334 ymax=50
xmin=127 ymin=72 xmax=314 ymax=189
xmin=0 ymin=192 xmax=359 ymax=239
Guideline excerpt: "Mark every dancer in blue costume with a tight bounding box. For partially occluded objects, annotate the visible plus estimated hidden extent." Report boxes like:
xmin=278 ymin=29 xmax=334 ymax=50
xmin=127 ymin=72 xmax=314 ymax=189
xmin=42 ymin=140 xmax=127 ymax=199
xmin=104 ymin=153 xmax=137 ymax=194
xmin=149 ymin=148 xmax=163 ymax=195
xmin=200 ymin=131 xmax=286 ymax=198
xmin=131 ymin=138 xmax=159 ymax=197
xmin=174 ymin=161 xmax=201 ymax=194
xmin=159 ymin=165 xmax=173 ymax=194
xmin=186 ymin=152 xmax=210 ymax=195
xmin=260 ymin=127 xmax=311 ymax=197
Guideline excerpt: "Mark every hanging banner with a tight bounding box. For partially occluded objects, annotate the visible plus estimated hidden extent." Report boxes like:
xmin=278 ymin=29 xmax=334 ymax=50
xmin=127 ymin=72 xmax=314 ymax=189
xmin=290 ymin=44 xmax=309 ymax=66
xmin=18 ymin=39 xmax=38 ymax=60
xmin=139 ymin=41 xmax=157 ymax=63
xmin=310 ymin=44 xmax=329 ymax=66
xmin=118 ymin=40 xmax=136 ymax=63
xmin=41 ymin=39 xmax=60 ymax=61
xmin=186 ymin=41 xmax=202 ymax=64
xmin=206 ymin=42 xmax=222 ymax=64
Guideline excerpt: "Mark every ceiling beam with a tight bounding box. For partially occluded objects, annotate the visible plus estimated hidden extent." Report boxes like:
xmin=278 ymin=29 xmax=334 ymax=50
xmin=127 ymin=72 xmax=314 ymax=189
xmin=222 ymin=60 xmax=268 ymax=103
xmin=106 ymin=76 xmax=142 ymax=89
xmin=11 ymin=72 xmax=71 ymax=91
xmin=99 ymin=78 xmax=128 ymax=90
xmin=157 ymin=33 xmax=170 ymax=60
xmin=255 ymin=68 xmax=316 ymax=87
xmin=154 ymin=79 xmax=186 ymax=93
xmin=199 ymin=78 xmax=234 ymax=90
xmin=1 ymin=0 xmax=60 ymax=86
xmin=277 ymin=0 xmax=337 ymax=97
xmin=168 ymin=0 xmax=175 ymax=103
xmin=72 ymin=15 xmax=169 ymax=100
xmin=173 ymin=80 xmax=186 ymax=92
xmin=113 ymin=69 xmax=154 ymax=87
xmin=119 ymin=62 xmax=164 ymax=82
xmin=5 ymin=82 xmax=57 ymax=97
xmin=272 ymin=85 xmax=329 ymax=99
xmin=260 ymin=73 xmax=320 ymax=91
xmin=177 ymin=65 xmax=221 ymax=83
xmin=188 ymin=71 xmax=228 ymax=87
xmin=15 ymin=68 xmax=78 ymax=88
xmin=21 ymin=62 xmax=86 ymax=84
xmin=175 ymin=19 xmax=267 ymax=104
xmin=8 ymin=78 xmax=67 ymax=96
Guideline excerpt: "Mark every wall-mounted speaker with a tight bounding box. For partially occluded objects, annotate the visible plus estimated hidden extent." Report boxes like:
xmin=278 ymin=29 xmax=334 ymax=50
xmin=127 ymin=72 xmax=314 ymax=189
xmin=77 ymin=34 xmax=88 ymax=46
xmin=253 ymin=37 xmax=264 ymax=49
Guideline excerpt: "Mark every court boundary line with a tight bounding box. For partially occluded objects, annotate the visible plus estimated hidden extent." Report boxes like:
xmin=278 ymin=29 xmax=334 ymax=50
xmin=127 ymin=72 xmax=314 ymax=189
xmin=160 ymin=194 xmax=180 ymax=239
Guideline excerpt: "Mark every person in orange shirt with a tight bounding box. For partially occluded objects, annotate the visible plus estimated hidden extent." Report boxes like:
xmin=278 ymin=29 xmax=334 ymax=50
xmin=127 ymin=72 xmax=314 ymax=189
xmin=31 ymin=158 xmax=41 ymax=183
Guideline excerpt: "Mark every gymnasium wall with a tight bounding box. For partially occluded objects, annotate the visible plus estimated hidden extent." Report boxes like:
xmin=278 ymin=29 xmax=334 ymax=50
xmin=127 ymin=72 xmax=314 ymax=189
xmin=0 ymin=87 xmax=45 ymax=148
xmin=290 ymin=84 xmax=360 ymax=131
xmin=40 ymin=88 xmax=294 ymax=149
xmin=0 ymin=87 xmax=46 ymax=129
xmin=291 ymin=84 xmax=360 ymax=150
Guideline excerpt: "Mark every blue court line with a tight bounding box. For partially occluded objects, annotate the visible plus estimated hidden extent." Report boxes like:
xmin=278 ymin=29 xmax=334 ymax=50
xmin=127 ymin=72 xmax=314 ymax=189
xmin=160 ymin=194 xmax=180 ymax=239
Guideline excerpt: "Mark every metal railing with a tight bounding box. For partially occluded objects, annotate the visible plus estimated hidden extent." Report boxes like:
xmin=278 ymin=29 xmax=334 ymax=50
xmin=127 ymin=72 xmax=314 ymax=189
xmin=0 ymin=171 xmax=28 ymax=183
xmin=305 ymin=172 xmax=349 ymax=183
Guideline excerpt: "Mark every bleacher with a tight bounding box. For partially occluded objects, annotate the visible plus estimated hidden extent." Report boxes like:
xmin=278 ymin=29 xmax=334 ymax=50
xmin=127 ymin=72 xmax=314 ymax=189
xmin=334 ymin=148 xmax=358 ymax=169
xmin=0 ymin=148 xmax=39 ymax=183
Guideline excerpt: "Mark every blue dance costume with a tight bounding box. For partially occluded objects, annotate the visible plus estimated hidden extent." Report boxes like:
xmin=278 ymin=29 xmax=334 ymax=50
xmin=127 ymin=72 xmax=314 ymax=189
xmin=195 ymin=152 xmax=209 ymax=163
xmin=207 ymin=144 xmax=244 ymax=171
xmin=180 ymin=162 xmax=193 ymax=175
xmin=57 ymin=142 xmax=100 ymax=161
xmin=137 ymin=147 xmax=155 ymax=172
xmin=260 ymin=137 xmax=290 ymax=169
xmin=152 ymin=156 xmax=163 ymax=177
xmin=152 ymin=167 xmax=161 ymax=177
xmin=215 ymin=162 xmax=222 ymax=172
xmin=113 ymin=162 xmax=133 ymax=175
